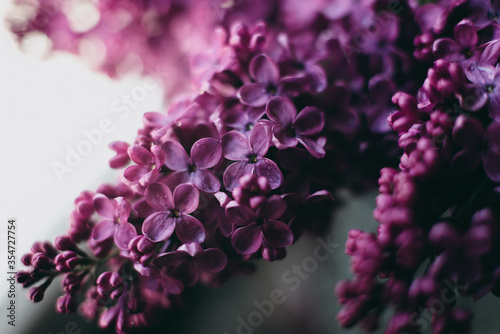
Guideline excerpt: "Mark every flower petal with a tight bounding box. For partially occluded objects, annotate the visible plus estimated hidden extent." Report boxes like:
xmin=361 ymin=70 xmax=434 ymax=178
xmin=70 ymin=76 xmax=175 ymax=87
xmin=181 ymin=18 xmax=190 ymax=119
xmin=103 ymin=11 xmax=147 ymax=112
xmin=175 ymin=215 xmax=205 ymax=244
xmin=173 ymin=183 xmax=199 ymax=214
xmin=195 ymin=249 xmax=228 ymax=273
xmin=92 ymin=220 xmax=116 ymax=241
xmin=143 ymin=213 xmax=176 ymax=242
xmin=226 ymin=201 xmax=257 ymax=226
xmin=454 ymin=21 xmax=478 ymax=49
xmin=249 ymin=54 xmax=280 ymax=85
xmin=154 ymin=251 xmax=191 ymax=267
xmin=238 ymin=83 xmax=270 ymax=107
xmin=262 ymin=220 xmax=294 ymax=248
xmin=172 ymin=261 xmax=199 ymax=287
xmin=191 ymin=138 xmax=222 ymax=169
xmin=254 ymin=158 xmax=283 ymax=190
xmin=114 ymin=223 xmax=137 ymax=250
xmin=297 ymin=136 xmax=326 ymax=159
xmin=272 ymin=125 xmax=299 ymax=149
xmin=145 ymin=183 xmax=174 ymax=211
xmin=231 ymin=224 xmax=262 ymax=255
xmin=221 ymin=131 xmax=251 ymax=161
xmin=249 ymin=123 xmax=270 ymax=157
xmin=122 ymin=165 xmax=150 ymax=184
xmin=223 ymin=161 xmax=254 ymax=191
xmin=192 ymin=170 xmax=221 ymax=193
xmin=93 ymin=194 xmax=116 ymax=219
xmin=433 ymin=38 xmax=463 ymax=62
xmin=161 ymin=141 xmax=191 ymax=171
xmin=266 ymin=96 xmax=296 ymax=127
xmin=128 ymin=145 xmax=153 ymax=166
xmin=294 ymin=107 xmax=325 ymax=136
xmin=257 ymin=195 xmax=286 ymax=220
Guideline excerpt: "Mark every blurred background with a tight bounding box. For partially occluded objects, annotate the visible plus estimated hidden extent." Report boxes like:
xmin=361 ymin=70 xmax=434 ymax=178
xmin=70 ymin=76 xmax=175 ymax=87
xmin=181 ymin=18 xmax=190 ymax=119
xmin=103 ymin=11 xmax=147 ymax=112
xmin=1 ymin=0 xmax=500 ymax=333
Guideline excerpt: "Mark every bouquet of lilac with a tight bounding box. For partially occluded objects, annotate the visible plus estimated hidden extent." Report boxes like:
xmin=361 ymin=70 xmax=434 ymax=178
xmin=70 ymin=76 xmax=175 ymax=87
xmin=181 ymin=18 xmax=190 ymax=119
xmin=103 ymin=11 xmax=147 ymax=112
xmin=12 ymin=0 xmax=500 ymax=333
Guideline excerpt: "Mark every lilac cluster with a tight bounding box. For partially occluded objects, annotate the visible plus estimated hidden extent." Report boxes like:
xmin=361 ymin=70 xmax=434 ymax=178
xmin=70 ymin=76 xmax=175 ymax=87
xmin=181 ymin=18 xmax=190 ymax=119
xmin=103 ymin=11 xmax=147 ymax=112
xmin=11 ymin=0 xmax=463 ymax=333
xmin=337 ymin=1 xmax=500 ymax=333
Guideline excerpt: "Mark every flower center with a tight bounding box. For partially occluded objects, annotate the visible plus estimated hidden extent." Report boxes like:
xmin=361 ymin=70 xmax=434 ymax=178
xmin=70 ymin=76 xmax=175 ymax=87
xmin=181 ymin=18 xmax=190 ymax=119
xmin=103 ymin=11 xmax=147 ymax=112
xmin=171 ymin=210 xmax=180 ymax=218
xmin=246 ymin=123 xmax=254 ymax=131
xmin=487 ymin=84 xmax=495 ymax=93
xmin=248 ymin=154 xmax=258 ymax=163
xmin=266 ymin=84 xmax=277 ymax=95
xmin=488 ymin=10 xmax=499 ymax=21
xmin=189 ymin=164 xmax=197 ymax=173
xmin=287 ymin=127 xmax=296 ymax=137
xmin=255 ymin=219 xmax=265 ymax=226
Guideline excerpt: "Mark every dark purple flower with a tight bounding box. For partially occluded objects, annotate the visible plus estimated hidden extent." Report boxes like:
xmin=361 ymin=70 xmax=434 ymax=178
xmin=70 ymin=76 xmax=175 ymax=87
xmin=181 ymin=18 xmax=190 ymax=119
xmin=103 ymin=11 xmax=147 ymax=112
xmin=155 ymin=243 xmax=227 ymax=286
xmin=57 ymin=293 xmax=77 ymax=314
xmin=238 ymin=55 xmax=283 ymax=107
xmin=97 ymin=272 xmax=124 ymax=301
xmin=54 ymin=251 xmax=79 ymax=273
xmin=122 ymin=145 xmax=165 ymax=187
xmin=142 ymin=183 xmax=205 ymax=244
xmin=221 ymin=123 xmax=283 ymax=190
xmin=91 ymin=195 xmax=137 ymax=250
xmin=226 ymin=195 xmax=293 ymax=255
xmin=266 ymin=96 xmax=325 ymax=158
xmin=433 ymin=20 xmax=481 ymax=64
xmin=451 ymin=115 xmax=484 ymax=174
xmin=162 ymin=138 xmax=222 ymax=193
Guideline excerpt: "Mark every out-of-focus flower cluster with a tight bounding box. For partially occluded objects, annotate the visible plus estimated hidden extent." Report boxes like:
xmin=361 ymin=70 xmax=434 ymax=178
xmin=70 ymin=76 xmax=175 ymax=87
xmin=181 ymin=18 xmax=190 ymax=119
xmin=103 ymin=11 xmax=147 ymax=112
xmin=15 ymin=0 xmax=500 ymax=333
xmin=336 ymin=1 xmax=500 ymax=333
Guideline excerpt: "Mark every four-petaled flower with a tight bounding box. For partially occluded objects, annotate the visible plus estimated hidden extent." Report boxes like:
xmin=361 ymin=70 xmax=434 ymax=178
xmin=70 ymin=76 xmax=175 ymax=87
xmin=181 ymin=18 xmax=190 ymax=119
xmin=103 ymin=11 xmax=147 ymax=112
xmin=226 ymin=195 xmax=293 ymax=254
xmin=162 ymin=138 xmax=222 ymax=193
xmin=266 ymin=96 xmax=326 ymax=158
xmin=221 ymin=123 xmax=283 ymax=190
xmin=122 ymin=145 xmax=165 ymax=187
xmin=155 ymin=243 xmax=228 ymax=286
xmin=142 ymin=183 xmax=205 ymax=244
xmin=91 ymin=195 xmax=137 ymax=250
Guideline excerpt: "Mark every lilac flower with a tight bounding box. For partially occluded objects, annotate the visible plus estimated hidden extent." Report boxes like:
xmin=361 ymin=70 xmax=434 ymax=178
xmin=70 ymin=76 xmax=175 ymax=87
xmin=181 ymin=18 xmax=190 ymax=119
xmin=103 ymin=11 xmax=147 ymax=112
xmin=162 ymin=138 xmax=222 ymax=193
xmin=238 ymin=55 xmax=283 ymax=107
xmin=266 ymin=96 xmax=325 ymax=158
xmin=142 ymin=183 xmax=205 ymax=244
xmin=226 ymin=195 xmax=293 ymax=255
xmin=108 ymin=141 xmax=130 ymax=169
xmin=433 ymin=20 xmax=481 ymax=64
xmin=155 ymin=243 xmax=227 ymax=286
xmin=221 ymin=123 xmax=283 ymax=190
xmin=451 ymin=115 xmax=484 ymax=174
xmin=91 ymin=195 xmax=137 ymax=250
xmin=461 ymin=63 xmax=500 ymax=120
xmin=122 ymin=145 xmax=165 ymax=187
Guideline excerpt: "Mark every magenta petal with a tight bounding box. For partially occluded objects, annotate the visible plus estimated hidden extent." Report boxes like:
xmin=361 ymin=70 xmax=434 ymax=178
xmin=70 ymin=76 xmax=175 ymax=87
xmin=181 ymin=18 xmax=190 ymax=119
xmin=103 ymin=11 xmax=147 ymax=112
xmin=195 ymin=249 xmax=228 ymax=273
xmin=165 ymin=171 xmax=191 ymax=190
xmin=231 ymin=224 xmax=262 ymax=255
xmin=161 ymin=141 xmax=191 ymax=171
xmin=145 ymin=183 xmax=174 ymax=211
xmin=266 ymin=96 xmax=296 ymax=127
xmin=218 ymin=209 xmax=234 ymax=237
xmin=191 ymin=138 xmax=222 ymax=169
xmin=294 ymin=107 xmax=325 ymax=136
xmin=261 ymin=220 xmax=294 ymax=248
xmin=221 ymin=131 xmax=251 ymax=161
xmin=192 ymin=170 xmax=221 ymax=193
xmin=238 ymin=83 xmax=270 ymax=107
xmin=142 ymin=213 xmax=176 ymax=242
xmin=432 ymin=38 xmax=462 ymax=61
xmin=454 ymin=21 xmax=478 ymax=49
xmin=258 ymin=195 xmax=286 ymax=220
xmin=175 ymin=215 xmax=205 ymax=244
xmin=173 ymin=184 xmax=199 ymax=214
xmin=92 ymin=220 xmax=116 ymax=241
xmin=249 ymin=123 xmax=270 ymax=157
xmin=123 ymin=165 xmax=149 ymax=184
xmin=273 ymin=126 xmax=299 ymax=148
xmin=249 ymin=54 xmax=280 ymax=85
xmin=226 ymin=201 xmax=257 ymax=226
xmin=160 ymin=274 xmax=184 ymax=295
xmin=128 ymin=145 xmax=153 ymax=165
xmin=172 ymin=261 xmax=199 ymax=287
xmin=154 ymin=251 xmax=191 ymax=267
xmin=254 ymin=158 xmax=283 ymax=190
xmin=297 ymin=136 xmax=326 ymax=159
xmin=223 ymin=161 xmax=254 ymax=191
xmin=465 ymin=63 xmax=493 ymax=86
xmin=114 ymin=223 xmax=137 ymax=250
xmin=93 ymin=194 xmax=116 ymax=218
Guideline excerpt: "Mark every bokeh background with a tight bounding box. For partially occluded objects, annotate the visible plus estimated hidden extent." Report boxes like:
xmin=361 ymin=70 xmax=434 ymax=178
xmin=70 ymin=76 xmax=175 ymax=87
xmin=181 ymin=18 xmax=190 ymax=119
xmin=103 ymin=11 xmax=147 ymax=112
xmin=1 ymin=1 xmax=500 ymax=333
